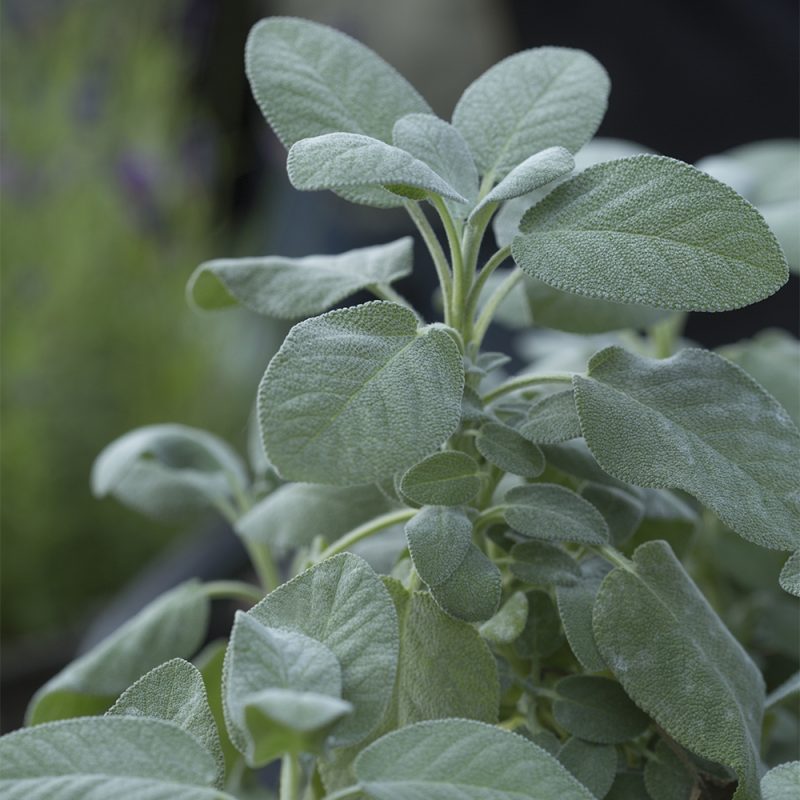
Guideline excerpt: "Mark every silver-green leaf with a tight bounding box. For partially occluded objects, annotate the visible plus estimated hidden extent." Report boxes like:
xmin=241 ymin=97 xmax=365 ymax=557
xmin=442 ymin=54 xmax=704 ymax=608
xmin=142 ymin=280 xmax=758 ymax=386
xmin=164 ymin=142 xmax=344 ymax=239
xmin=512 ymin=155 xmax=789 ymax=311
xmin=287 ymin=133 xmax=467 ymax=202
xmin=91 ymin=424 xmax=248 ymax=522
xmin=392 ymin=113 xmax=479 ymax=219
xmin=188 ymin=237 xmax=413 ymax=319
xmin=259 ymin=302 xmax=464 ymax=485
xmin=504 ymin=483 xmax=610 ymax=544
xmin=107 ymin=658 xmax=224 ymax=785
xmin=469 ymin=147 xmax=575 ymax=221
xmin=0 ymin=716 xmax=231 ymax=800
xmin=519 ymin=390 xmax=582 ymax=444
xmin=452 ymin=47 xmax=609 ymax=180
xmin=476 ymin=422 xmax=546 ymax=478
xmin=762 ymin=761 xmax=800 ymax=800
xmin=592 ymin=540 xmax=765 ymax=800
xmin=354 ymin=719 xmax=596 ymax=799
xmin=245 ymin=554 xmax=398 ymax=748
xmin=574 ymin=346 xmax=800 ymax=550
xmin=510 ymin=541 xmax=581 ymax=587
xmin=405 ymin=506 xmax=473 ymax=588
xmin=429 ymin=544 xmax=502 ymax=623
xmin=27 ymin=581 xmax=210 ymax=725
xmin=779 ymin=551 xmax=800 ymax=597
xmin=479 ymin=590 xmax=529 ymax=645
xmin=399 ymin=452 xmax=481 ymax=506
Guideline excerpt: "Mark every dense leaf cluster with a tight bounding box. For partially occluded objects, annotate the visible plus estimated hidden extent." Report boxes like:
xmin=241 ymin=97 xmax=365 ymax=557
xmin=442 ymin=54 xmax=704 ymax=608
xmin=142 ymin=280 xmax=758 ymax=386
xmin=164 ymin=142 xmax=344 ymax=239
xmin=4 ymin=16 xmax=798 ymax=800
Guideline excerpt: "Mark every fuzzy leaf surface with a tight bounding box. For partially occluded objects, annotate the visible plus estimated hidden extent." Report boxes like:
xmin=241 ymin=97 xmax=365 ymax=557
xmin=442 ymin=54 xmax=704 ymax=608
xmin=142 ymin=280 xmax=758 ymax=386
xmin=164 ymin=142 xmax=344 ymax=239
xmin=476 ymin=422 xmax=545 ymax=478
xmin=354 ymin=719 xmax=596 ymax=799
xmin=478 ymin=591 xmax=529 ymax=645
xmin=400 ymin=452 xmax=481 ymax=506
xmin=469 ymin=147 xmax=575 ymax=220
xmin=510 ymin=541 xmax=581 ymax=587
xmin=107 ymin=658 xmax=223 ymax=784
xmin=519 ymin=390 xmax=581 ymax=444
xmin=236 ymin=483 xmax=390 ymax=557
xmin=761 ymin=762 xmax=800 ymax=800
xmin=224 ymin=614 xmax=350 ymax=764
xmin=405 ymin=506 xmax=473 ymax=588
xmin=188 ymin=237 xmax=413 ymax=319
xmin=244 ymin=554 xmax=398 ymax=748
xmin=91 ymin=425 xmax=247 ymax=522
xmin=429 ymin=544 xmax=502 ymax=623
xmin=580 ymin=483 xmax=644 ymax=547
xmin=558 ymin=738 xmax=617 ymax=800
xmin=779 ymin=551 xmax=800 ymax=597
xmin=393 ymin=113 xmax=479 ymax=218
xmin=512 ymin=155 xmax=788 ymax=311
xmin=259 ymin=302 xmax=463 ymax=485
xmin=556 ymin=558 xmax=610 ymax=672
xmin=27 ymin=581 xmax=209 ymax=725
xmin=287 ymin=133 xmax=467 ymax=201
xmin=574 ymin=346 xmax=800 ymax=550
xmin=0 ymin=716 xmax=230 ymax=800
xmin=245 ymin=17 xmax=431 ymax=207
xmin=504 ymin=483 xmax=609 ymax=544
xmin=553 ymin=675 xmax=650 ymax=744
xmin=453 ymin=47 xmax=609 ymax=180
xmin=593 ymin=540 xmax=765 ymax=800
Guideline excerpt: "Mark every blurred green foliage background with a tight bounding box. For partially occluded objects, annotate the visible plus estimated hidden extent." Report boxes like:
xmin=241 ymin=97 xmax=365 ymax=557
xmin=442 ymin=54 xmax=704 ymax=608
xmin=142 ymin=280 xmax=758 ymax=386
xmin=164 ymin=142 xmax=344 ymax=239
xmin=0 ymin=0 xmax=268 ymax=642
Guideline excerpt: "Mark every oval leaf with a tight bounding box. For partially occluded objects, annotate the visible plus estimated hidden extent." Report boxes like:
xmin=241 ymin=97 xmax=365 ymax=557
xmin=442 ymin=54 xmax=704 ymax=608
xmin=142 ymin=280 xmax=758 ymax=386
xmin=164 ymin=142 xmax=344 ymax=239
xmin=405 ymin=506 xmax=473 ymax=588
xmin=476 ymin=422 xmax=545 ymax=478
xmin=245 ymin=554 xmax=398 ymax=748
xmin=558 ymin=738 xmax=617 ymax=800
xmin=354 ymin=719 xmax=596 ymax=799
xmin=188 ymin=237 xmax=413 ymax=319
xmin=287 ymin=133 xmax=467 ymax=202
xmin=510 ymin=541 xmax=581 ymax=587
xmin=27 ymin=581 xmax=210 ymax=725
xmin=393 ymin=113 xmax=479 ymax=218
xmin=259 ymin=302 xmax=464 ymax=485
xmin=574 ymin=346 xmax=800 ymax=550
xmin=453 ymin=47 xmax=609 ymax=180
xmin=592 ymin=540 xmax=765 ymax=799
xmin=504 ymin=483 xmax=609 ymax=544
xmin=430 ymin=544 xmax=502 ymax=623
xmin=479 ymin=591 xmax=529 ymax=645
xmin=91 ymin=424 xmax=247 ymax=522
xmin=399 ymin=452 xmax=481 ymax=506
xmin=553 ymin=675 xmax=650 ymax=744
xmin=107 ymin=658 xmax=224 ymax=785
xmin=762 ymin=761 xmax=800 ymax=800
xmin=519 ymin=390 xmax=582 ymax=444
xmin=469 ymin=146 xmax=575 ymax=221
xmin=512 ymin=155 xmax=789 ymax=311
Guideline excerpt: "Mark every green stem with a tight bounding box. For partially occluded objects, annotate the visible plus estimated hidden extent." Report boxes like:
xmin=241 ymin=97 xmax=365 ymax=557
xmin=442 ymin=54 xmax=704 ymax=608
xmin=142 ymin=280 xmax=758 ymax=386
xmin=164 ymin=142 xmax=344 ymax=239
xmin=404 ymin=200 xmax=453 ymax=324
xmin=203 ymin=580 xmax=263 ymax=604
xmin=431 ymin=195 xmax=467 ymax=334
xmin=591 ymin=544 xmax=635 ymax=572
xmin=242 ymin=537 xmax=281 ymax=593
xmin=318 ymin=509 xmax=417 ymax=561
xmin=279 ymin=753 xmax=301 ymax=800
xmin=367 ymin=283 xmax=415 ymax=311
xmin=466 ymin=244 xmax=512 ymax=323
xmin=471 ymin=267 xmax=522 ymax=347
xmin=648 ymin=312 xmax=687 ymax=359
xmin=482 ymin=372 xmax=574 ymax=404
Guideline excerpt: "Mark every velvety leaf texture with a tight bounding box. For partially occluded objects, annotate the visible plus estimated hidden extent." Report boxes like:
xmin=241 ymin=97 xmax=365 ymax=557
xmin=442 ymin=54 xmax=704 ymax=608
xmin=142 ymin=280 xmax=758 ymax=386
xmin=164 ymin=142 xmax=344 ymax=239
xmin=400 ymin=452 xmax=481 ymax=506
xmin=452 ymin=47 xmax=609 ymax=180
xmin=429 ymin=543 xmax=502 ymax=623
xmin=643 ymin=739 xmax=696 ymax=800
xmin=236 ymin=482 xmax=390 ymax=557
xmin=512 ymin=155 xmax=788 ymax=311
xmin=259 ymin=302 xmax=464 ymax=485
xmin=552 ymin=675 xmax=650 ymax=744
xmin=0 ymin=717 xmax=217 ymax=797
xmin=107 ymin=658 xmax=224 ymax=785
xmin=244 ymin=554 xmax=398 ymax=748
xmin=90 ymin=424 xmax=247 ymax=522
xmin=287 ymin=133 xmax=467 ymax=202
xmin=592 ymin=540 xmax=765 ymax=800
xmin=580 ymin=483 xmax=644 ymax=546
xmin=557 ymin=738 xmax=617 ymax=800
xmin=504 ymin=483 xmax=609 ymax=544
xmin=510 ymin=541 xmax=581 ymax=587
xmin=392 ymin=113 xmax=479 ymax=218
xmin=519 ymin=390 xmax=582 ymax=444
xmin=469 ymin=147 xmax=575 ymax=220
xmin=478 ymin=591 xmax=528 ymax=645
xmin=27 ymin=581 xmax=209 ymax=725
xmin=574 ymin=346 xmax=800 ymax=550
xmin=761 ymin=761 xmax=800 ymax=800
xmin=245 ymin=16 xmax=431 ymax=207
xmin=354 ymin=719 xmax=596 ymax=799
xmin=405 ymin=506 xmax=473 ymax=588
xmin=779 ymin=550 xmax=800 ymax=597
xmin=476 ymin=422 xmax=545 ymax=478
xmin=188 ymin=237 xmax=413 ymax=319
